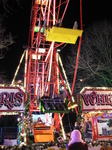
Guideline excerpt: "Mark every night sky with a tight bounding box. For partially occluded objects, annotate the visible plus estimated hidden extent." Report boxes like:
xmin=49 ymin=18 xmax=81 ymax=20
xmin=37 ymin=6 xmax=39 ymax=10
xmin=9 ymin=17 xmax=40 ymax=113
xmin=0 ymin=0 xmax=112 ymax=83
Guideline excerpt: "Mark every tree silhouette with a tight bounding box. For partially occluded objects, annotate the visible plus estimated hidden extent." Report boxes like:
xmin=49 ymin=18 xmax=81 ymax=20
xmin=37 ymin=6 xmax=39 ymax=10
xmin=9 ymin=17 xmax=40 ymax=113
xmin=63 ymin=20 xmax=112 ymax=96
xmin=0 ymin=20 xmax=14 ymax=59
xmin=0 ymin=0 xmax=22 ymax=59
xmin=0 ymin=0 xmax=23 ymax=83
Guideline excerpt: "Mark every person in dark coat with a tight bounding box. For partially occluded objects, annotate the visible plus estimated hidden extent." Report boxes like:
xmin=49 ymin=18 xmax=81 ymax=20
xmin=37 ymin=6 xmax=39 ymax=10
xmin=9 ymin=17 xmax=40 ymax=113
xmin=41 ymin=92 xmax=50 ymax=99
xmin=74 ymin=122 xmax=80 ymax=130
xmin=84 ymin=116 xmax=93 ymax=140
xmin=67 ymin=129 xmax=88 ymax=150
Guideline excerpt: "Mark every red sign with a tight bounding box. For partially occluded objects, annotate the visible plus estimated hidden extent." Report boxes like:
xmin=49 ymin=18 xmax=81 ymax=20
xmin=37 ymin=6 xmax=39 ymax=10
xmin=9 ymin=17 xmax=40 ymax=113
xmin=0 ymin=87 xmax=25 ymax=112
xmin=81 ymin=87 xmax=112 ymax=111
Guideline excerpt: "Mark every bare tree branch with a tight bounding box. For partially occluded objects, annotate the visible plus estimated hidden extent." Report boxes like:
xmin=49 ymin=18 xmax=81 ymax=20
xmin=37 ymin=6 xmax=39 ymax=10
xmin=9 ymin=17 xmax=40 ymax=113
xmin=63 ymin=20 xmax=112 ymax=95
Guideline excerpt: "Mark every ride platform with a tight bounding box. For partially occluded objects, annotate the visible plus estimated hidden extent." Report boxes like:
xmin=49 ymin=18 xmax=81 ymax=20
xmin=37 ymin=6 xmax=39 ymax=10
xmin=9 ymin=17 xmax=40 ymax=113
xmin=40 ymin=99 xmax=69 ymax=113
xmin=45 ymin=26 xmax=83 ymax=44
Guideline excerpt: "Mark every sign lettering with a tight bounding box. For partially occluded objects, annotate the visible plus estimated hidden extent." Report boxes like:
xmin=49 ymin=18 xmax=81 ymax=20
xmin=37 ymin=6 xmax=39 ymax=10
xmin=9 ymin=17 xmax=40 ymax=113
xmin=81 ymin=88 xmax=112 ymax=111
xmin=0 ymin=87 xmax=25 ymax=111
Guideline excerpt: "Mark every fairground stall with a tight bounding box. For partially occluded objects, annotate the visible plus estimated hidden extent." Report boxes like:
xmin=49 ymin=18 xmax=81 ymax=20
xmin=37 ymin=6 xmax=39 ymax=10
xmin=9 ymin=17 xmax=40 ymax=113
xmin=80 ymin=87 xmax=112 ymax=150
xmin=0 ymin=86 xmax=25 ymax=146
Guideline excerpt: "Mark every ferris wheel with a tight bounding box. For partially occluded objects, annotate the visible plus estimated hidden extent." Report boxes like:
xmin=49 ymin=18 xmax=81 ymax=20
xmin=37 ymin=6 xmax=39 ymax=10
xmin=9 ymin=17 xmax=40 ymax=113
xmin=25 ymin=0 xmax=83 ymax=114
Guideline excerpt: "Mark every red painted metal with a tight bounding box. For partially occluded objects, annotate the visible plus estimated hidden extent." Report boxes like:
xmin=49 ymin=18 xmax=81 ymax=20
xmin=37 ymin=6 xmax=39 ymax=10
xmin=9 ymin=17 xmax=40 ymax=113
xmin=26 ymin=0 xmax=70 ymax=113
xmin=71 ymin=0 xmax=83 ymax=99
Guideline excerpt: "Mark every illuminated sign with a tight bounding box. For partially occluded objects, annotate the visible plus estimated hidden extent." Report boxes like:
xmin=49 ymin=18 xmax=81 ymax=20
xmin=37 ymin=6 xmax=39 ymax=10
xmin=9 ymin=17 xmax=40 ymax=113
xmin=35 ymin=0 xmax=47 ymax=5
xmin=0 ymin=87 xmax=25 ymax=112
xmin=81 ymin=87 xmax=112 ymax=111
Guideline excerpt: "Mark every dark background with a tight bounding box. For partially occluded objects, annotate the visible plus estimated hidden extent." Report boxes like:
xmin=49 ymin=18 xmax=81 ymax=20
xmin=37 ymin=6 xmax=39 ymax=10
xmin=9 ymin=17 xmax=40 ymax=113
xmin=0 ymin=0 xmax=112 ymax=82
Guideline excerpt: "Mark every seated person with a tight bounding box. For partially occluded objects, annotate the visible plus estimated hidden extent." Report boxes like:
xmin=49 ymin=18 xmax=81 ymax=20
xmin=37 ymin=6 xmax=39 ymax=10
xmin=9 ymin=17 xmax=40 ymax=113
xmin=37 ymin=117 xmax=43 ymax=124
xmin=41 ymin=92 xmax=50 ymax=100
xmin=53 ymin=92 xmax=60 ymax=99
xmin=53 ymin=93 xmax=65 ymax=110
xmin=41 ymin=92 xmax=53 ymax=110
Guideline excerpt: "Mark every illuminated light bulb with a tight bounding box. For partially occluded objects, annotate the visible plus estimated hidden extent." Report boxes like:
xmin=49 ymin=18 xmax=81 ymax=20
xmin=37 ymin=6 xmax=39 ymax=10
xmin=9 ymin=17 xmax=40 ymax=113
xmin=68 ymin=103 xmax=78 ymax=110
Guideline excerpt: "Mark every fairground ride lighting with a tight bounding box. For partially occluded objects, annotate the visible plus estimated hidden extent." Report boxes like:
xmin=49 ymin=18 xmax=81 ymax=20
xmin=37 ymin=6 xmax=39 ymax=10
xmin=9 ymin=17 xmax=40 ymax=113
xmin=68 ymin=103 xmax=78 ymax=110
xmin=36 ymin=48 xmax=46 ymax=53
xmin=0 ymin=84 xmax=5 ymax=87
xmin=89 ymin=111 xmax=102 ymax=115
xmin=57 ymin=49 xmax=60 ymax=52
xmin=0 ymin=112 xmax=18 ymax=115
xmin=32 ymin=54 xmax=41 ymax=60
xmin=58 ymin=55 xmax=75 ymax=102
xmin=34 ymin=26 xmax=44 ymax=33
xmin=80 ymin=78 xmax=83 ymax=82
xmin=45 ymin=42 xmax=54 ymax=62
xmin=59 ymin=114 xmax=66 ymax=140
xmin=20 ymin=133 xmax=26 ymax=137
xmin=17 ymin=117 xmax=21 ymax=122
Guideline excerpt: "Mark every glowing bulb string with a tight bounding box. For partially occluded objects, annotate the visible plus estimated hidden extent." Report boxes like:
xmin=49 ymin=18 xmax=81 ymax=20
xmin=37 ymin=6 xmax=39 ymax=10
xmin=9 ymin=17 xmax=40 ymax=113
xmin=59 ymin=113 xmax=66 ymax=140
xmin=46 ymin=41 xmax=54 ymax=92
xmin=58 ymin=54 xmax=78 ymax=115
xmin=24 ymin=50 xmax=28 ymax=90
xmin=11 ymin=51 xmax=26 ymax=85
xmin=58 ymin=54 xmax=75 ymax=102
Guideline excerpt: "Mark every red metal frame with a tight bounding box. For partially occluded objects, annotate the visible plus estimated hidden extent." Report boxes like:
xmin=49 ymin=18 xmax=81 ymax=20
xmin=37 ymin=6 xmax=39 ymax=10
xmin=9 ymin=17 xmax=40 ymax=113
xmin=26 ymin=0 xmax=71 ymax=112
xmin=71 ymin=0 xmax=83 ymax=99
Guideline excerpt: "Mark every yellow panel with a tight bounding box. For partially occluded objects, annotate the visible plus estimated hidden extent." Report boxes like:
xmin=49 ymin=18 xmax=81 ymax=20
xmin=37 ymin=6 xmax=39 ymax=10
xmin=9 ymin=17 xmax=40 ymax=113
xmin=45 ymin=27 xmax=83 ymax=44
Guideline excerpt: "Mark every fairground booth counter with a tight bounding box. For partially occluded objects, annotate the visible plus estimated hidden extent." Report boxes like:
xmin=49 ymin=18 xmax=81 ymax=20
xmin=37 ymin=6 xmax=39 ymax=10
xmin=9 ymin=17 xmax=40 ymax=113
xmin=80 ymin=87 xmax=112 ymax=150
xmin=0 ymin=86 xmax=25 ymax=146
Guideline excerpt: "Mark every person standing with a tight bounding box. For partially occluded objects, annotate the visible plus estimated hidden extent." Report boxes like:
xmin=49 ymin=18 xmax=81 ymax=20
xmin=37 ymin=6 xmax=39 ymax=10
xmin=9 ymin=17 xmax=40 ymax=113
xmin=84 ymin=116 xmax=93 ymax=141
xmin=74 ymin=122 xmax=80 ymax=130
xmin=67 ymin=129 xmax=88 ymax=150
